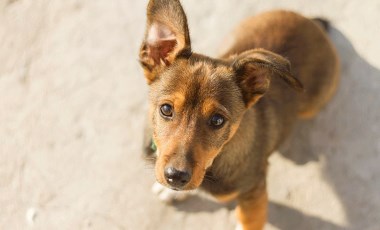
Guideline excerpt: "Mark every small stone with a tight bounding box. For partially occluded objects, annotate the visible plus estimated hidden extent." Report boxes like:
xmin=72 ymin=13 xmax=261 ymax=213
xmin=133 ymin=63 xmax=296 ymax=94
xmin=26 ymin=207 xmax=37 ymax=226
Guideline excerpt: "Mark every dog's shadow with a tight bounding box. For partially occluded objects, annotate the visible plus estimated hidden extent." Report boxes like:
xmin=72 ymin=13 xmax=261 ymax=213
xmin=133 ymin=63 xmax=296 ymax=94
xmin=269 ymin=28 xmax=380 ymax=230
xmin=271 ymin=27 xmax=380 ymax=230
xmin=174 ymin=195 xmax=236 ymax=213
xmin=174 ymin=28 xmax=380 ymax=229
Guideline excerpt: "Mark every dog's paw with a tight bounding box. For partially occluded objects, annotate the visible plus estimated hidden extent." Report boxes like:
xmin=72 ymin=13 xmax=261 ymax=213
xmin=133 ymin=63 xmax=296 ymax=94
xmin=151 ymin=182 xmax=192 ymax=203
xmin=235 ymin=223 xmax=243 ymax=230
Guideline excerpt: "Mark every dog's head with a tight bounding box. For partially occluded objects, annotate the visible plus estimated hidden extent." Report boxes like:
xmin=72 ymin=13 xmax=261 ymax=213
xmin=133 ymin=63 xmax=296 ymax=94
xmin=139 ymin=0 xmax=302 ymax=190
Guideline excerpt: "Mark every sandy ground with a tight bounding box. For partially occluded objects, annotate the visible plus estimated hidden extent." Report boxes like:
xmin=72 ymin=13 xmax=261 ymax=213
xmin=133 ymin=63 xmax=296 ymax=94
xmin=1 ymin=0 xmax=379 ymax=229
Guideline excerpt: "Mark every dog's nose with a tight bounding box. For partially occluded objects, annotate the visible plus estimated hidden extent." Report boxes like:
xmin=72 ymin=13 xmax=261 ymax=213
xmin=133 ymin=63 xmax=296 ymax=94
xmin=164 ymin=167 xmax=191 ymax=188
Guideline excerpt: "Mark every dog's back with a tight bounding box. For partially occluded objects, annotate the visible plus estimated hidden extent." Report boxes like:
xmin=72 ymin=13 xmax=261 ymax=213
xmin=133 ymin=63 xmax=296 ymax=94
xmin=220 ymin=10 xmax=340 ymax=120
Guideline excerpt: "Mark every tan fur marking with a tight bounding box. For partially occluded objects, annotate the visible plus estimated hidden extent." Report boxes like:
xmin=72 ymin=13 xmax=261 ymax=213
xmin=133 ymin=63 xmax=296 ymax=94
xmin=236 ymin=189 xmax=268 ymax=230
xmin=190 ymin=147 xmax=221 ymax=189
xmin=201 ymin=98 xmax=230 ymax=119
xmin=153 ymin=138 xmax=167 ymax=185
xmin=214 ymin=191 xmax=239 ymax=203
xmin=171 ymin=92 xmax=186 ymax=112
xmin=298 ymin=108 xmax=319 ymax=119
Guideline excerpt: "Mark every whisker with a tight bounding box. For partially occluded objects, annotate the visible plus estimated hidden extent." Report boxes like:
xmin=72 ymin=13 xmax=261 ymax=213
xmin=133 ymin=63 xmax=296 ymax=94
xmin=203 ymin=174 xmax=217 ymax=183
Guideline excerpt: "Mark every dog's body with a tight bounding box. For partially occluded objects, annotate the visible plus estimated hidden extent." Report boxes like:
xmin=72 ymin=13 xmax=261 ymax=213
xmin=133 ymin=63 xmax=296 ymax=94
xmin=139 ymin=1 xmax=339 ymax=229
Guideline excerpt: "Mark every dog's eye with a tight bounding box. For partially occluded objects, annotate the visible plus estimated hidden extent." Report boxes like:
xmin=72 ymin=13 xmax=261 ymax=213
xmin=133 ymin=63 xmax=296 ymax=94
xmin=209 ymin=114 xmax=225 ymax=128
xmin=160 ymin=104 xmax=173 ymax=118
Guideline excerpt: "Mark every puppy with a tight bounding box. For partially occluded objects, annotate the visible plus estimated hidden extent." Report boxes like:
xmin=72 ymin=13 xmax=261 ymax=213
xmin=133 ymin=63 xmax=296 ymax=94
xmin=139 ymin=0 xmax=339 ymax=229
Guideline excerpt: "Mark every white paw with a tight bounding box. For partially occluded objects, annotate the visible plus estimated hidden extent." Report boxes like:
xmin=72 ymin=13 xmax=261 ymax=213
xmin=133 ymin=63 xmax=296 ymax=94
xmin=151 ymin=182 xmax=192 ymax=203
xmin=235 ymin=223 xmax=243 ymax=230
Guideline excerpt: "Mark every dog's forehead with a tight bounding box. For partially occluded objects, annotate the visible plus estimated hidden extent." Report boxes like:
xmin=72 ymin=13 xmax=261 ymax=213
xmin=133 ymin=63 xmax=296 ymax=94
xmin=158 ymin=59 xmax=234 ymax=98
xmin=152 ymin=59 xmax=245 ymax=116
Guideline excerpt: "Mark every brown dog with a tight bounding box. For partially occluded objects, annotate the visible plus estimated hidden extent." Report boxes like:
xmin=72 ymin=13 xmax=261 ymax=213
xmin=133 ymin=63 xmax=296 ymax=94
xmin=139 ymin=0 xmax=339 ymax=229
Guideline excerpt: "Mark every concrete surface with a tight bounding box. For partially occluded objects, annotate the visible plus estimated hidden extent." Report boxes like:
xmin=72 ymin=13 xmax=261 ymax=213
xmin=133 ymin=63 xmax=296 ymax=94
xmin=1 ymin=0 xmax=379 ymax=229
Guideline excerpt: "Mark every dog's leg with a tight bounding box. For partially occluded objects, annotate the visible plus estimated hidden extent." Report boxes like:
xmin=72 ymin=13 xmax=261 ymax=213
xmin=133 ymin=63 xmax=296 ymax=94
xmin=235 ymin=187 xmax=268 ymax=230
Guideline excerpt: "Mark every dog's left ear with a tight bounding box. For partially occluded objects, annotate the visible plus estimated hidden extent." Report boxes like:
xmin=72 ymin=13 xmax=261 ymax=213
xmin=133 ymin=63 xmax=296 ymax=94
xmin=232 ymin=49 xmax=303 ymax=107
xmin=139 ymin=0 xmax=191 ymax=84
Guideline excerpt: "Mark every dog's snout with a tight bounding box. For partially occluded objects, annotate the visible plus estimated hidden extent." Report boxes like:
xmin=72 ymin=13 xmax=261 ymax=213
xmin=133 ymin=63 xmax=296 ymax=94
xmin=164 ymin=167 xmax=191 ymax=188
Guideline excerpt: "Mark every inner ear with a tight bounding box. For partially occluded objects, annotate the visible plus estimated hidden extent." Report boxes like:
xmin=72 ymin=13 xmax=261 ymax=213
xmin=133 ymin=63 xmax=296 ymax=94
xmin=235 ymin=62 xmax=271 ymax=107
xmin=146 ymin=22 xmax=178 ymax=66
xmin=147 ymin=23 xmax=176 ymax=44
xmin=139 ymin=0 xmax=191 ymax=84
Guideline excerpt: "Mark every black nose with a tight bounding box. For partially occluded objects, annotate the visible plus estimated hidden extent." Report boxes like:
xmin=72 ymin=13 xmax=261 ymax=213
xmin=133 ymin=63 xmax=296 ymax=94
xmin=164 ymin=167 xmax=191 ymax=188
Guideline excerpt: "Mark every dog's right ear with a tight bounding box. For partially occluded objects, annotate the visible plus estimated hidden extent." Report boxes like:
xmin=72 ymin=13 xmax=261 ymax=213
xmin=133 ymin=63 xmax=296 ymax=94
xmin=139 ymin=0 xmax=191 ymax=84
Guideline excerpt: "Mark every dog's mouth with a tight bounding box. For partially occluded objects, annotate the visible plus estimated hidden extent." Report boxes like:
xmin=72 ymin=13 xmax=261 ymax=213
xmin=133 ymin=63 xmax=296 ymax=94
xmin=160 ymin=179 xmax=201 ymax=191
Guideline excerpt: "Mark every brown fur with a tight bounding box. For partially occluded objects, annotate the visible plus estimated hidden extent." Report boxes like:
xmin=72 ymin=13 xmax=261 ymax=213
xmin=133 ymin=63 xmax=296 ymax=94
xmin=139 ymin=0 xmax=339 ymax=229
